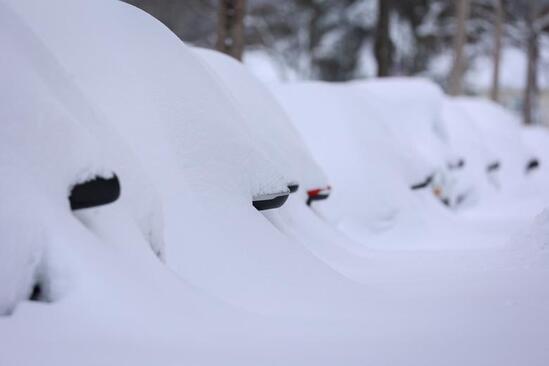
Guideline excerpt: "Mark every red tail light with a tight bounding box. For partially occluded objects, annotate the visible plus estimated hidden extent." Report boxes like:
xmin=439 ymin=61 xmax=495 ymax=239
xmin=306 ymin=186 xmax=331 ymax=206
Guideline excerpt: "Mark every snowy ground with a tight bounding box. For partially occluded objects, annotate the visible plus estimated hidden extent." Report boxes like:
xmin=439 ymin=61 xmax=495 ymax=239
xmin=1 ymin=0 xmax=549 ymax=365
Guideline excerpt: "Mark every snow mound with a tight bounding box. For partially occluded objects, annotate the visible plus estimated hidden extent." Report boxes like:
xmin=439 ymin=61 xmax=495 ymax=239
xmin=194 ymin=47 xmax=329 ymax=196
xmin=0 ymin=11 xmax=101 ymax=313
xmin=0 ymin=0 xmax=168 ymax=313
xmin=351 ymin=77 xmax=461 ymax=204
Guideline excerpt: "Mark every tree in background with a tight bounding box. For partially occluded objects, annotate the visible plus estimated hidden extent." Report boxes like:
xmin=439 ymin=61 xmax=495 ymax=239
xmin=374 ymin=0 xmax=394 ymax=76
xmin=122 ymin=0 xmax=549 ymax=124
xmin=247 ymin=0 xmax=374 ymax=81
xmin=216 ymin=0 xmax=247 ymax=60
xmin=524 ymin=1 xmax=539 ymax=124
xmin=122 ymin=0 xmax=471 ymax=82
xmin=507 ymin=0 xmax=549 ymax=124
xmin=490 ymin=0 xmax=504 ymax=102
xmin=393 ymin=0 xmax=442 ymax=75
xmin=448 ymin=0 xmax=471 ymax=95
xmin=308 ymin=0 xmax=369 ymax=81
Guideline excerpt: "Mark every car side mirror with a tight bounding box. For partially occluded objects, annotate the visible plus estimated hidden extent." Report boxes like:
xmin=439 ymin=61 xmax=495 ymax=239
xmin=69 ymin=175 xmax=121 ymax=210
xmin=448 ymin=158 xmax=465 ymax=171
xmin=486 ymin=161 xmax=501 ymax=173
xmin=410 ymin=174 xmax=434 ymax=190
xmin=526 ymin=158 xmax=540 ymax=174
xmin=287 ymin=183 xmax=299 ymax=194
xmin=253 ymin=192 xmax=289 ymax=211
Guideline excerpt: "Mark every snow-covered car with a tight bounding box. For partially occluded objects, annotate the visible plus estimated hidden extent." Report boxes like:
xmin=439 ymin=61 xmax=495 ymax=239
xmin=194 ymin=47 xmax=331 ymax=207
xmin=8 ymin=0 xmax=374 ymax=320
xmin=271 ymin=81 xmax=455 ymax=246
xmin=441 ymin=97 xmax=504 ymax=204
xmin=522 ymin=126 xmax=549 ymax=170
xmin=0 ymin=1 xmax=169 ymax=314
xmin=351 ymin=77 xmax=464 ymax=207
xmin=2 ymin=6 xmax=382 ymax=365
xmin=521 ymin=127 xmax=549 ymax=191
xmin=0 ymin=62 xmax=119 ymax=312
xmin=455 ymin=97 xmax=538 ymax=192
xmin=193 ymin=49 xmax=378 ymax=282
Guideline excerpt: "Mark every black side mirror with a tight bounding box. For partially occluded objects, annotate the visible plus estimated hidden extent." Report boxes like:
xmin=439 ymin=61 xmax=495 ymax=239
xmin=69 ymin=175 xmax=121 ymax=210
xmin=411 ymin=174 xmax=434 ymax=190
xmin=253 ymin=192 xmax=289 ymax=211
xmin=288 ymin=183 xmax=299 ymax=194
xmin=526 ymin=158 xmax=540 ymax=174
xmin=448 ymin=158 xmax=466 ymax=170
xmin=486 ymin=161 xmax=501 ymax=173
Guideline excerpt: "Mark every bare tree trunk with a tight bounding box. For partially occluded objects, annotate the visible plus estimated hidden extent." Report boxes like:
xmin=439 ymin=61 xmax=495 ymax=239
xmin=523 ymin=1 xmax=541 ymax=125
xmin=524 ymin=28 xmax=539 ymax=125
xmin=448 ymin=0 xmax=470 ymax=96
xmin=374 ymin=0 xmax=394 ymax=77
xmin=216 ymin=0 xmax=246 ymax=61
xmin=308 ymin=2 xmax=323 ymax=78
xmin=490 ymin=0 xmax=503 ymax=102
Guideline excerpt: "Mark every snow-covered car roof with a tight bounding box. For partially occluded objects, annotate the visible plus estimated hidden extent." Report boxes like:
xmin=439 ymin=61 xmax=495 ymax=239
xmin=351 ymin=77 xmax=457 ymax=170
xmin=193 ymin=48 xmax=329 ymax=196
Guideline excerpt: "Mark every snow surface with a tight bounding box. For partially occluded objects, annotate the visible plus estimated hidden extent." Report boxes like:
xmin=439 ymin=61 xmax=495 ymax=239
xmin=1 ymin=0 xmax=549 ymax=365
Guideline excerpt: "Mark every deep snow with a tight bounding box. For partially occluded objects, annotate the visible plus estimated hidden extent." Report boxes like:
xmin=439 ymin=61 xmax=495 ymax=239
xmin=1 ymin=0 xmax=549 ymax=365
